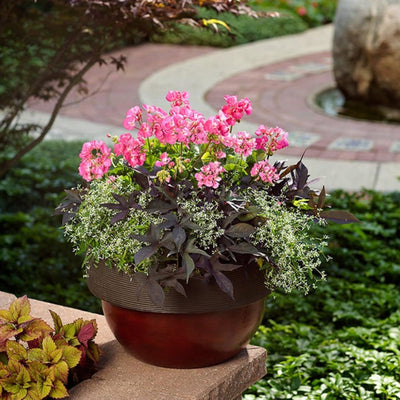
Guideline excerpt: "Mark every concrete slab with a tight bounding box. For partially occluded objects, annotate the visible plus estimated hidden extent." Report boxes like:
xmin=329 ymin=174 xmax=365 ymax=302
xmin=0 ymin=292 xmax=16 ymax=308
xmin=69 ymin=341 xmax=266 ymax=400
xmin=0 ymin=292 xmax=267 ymax=400
xmin=375 ymin=163 xmax=400 ymax=192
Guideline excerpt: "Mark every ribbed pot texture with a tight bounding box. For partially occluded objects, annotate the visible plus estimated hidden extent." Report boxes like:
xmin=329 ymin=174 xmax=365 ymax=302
xmin=87 ymin=262 xmax=268 ymax=368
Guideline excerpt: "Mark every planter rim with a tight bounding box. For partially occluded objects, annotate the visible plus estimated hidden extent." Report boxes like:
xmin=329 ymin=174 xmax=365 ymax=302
xmin=87 ymin=262 xmax=269 ymax=314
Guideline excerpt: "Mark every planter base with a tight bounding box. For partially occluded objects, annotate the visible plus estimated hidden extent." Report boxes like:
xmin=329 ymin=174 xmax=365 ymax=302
xmin=102 ymin=299 xmax=265 ymax=369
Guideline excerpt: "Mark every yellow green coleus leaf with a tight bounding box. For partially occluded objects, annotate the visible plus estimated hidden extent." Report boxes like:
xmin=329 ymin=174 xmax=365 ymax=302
xmin=9 ymin=296 xmax=31 ymax=323
xmin=0 ymin=309 xmax=12 ymax=322
xmin=19 ymin=319 xmax=53 ymax=343
xmin=2 ymin=360 xmax=31 ymax=398
xmin=61 ymin=345 xmax=81 ymax=369
xmin=52 ymin=361 xmax=69 ymax=383
xmin=48 ymin=379 xmax=68 ymax=399
xmin=0 ymin=325 xmax=23 ymax=351
xmin=86 ymin=340 xmax=102 ymax=363
xmin=6 ymin=341 xmax=27 ymax=362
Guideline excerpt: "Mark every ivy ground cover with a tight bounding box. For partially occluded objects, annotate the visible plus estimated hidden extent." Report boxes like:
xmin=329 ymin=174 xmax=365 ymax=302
xmin=245 ymin=190 xmax=400 ymax=399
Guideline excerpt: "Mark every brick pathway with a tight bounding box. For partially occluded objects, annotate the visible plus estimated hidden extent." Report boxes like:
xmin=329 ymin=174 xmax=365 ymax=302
xmin=30 ymin=42 xmax=400 ymax=164
xmin=206 ymin=51 xmax=400 ymax=163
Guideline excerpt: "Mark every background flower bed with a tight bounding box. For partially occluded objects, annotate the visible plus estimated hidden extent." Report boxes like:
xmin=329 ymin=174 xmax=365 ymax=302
xmin=1 ymin=140 xmax=399 ymax=398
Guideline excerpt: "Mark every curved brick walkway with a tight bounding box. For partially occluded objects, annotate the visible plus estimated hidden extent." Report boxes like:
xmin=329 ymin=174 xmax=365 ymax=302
xmin=206 ymin=51 xmax=400 ymax=164
xmin=26 ymin=25 xmax=400 ymax=191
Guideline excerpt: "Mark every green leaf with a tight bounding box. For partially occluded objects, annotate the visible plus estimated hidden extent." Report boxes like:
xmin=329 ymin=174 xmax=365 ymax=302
xmin=0 ymin=324 xmax=22 ymax=346
xmin=49 ymin=379 xmax=69 ymax=399
xmin=49 ymin=311 xmax=63 ymax=335
xmin=62 ymin=345 xmax=81 ymax=369
xmin=86 ymin=341 xmax=102 ymax=363
xmin=9 ymin=296 xmax=31 ymax=322
xmin=35 ymin=373 xmax=53 ymax=399
xmin=19 ymin=318 xmax=53 ymax=342
xmin=6 ymin=341 xmax=27 ymax=362
xmin=0 ymin=309 xmax=13 ymax=323
xmin=27 ymin=348 xmax=44 ymax=363
xmin=61 ymin=323 xmax=76 ymax=340
xmin=53 ymin=361 xmax=69 ymax=383
xmin=41 ymin=336 xmax=57 ymax=357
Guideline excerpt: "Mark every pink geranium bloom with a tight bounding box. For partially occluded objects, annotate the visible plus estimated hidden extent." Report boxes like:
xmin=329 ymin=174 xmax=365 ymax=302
xmin=221 ymin=95 xmax=252 ymax=125
xmin=123 ymin=106 xmax=142 ymax=130
xmin=255 ymin=125 xmax=289 ymax=154
xmin=78 ymin=140 xmax=112 ymax=182
xmin=195 ymin=161 xmax=226 ymax=189
xmin=250 ymin=160 xmax=280 ymax=183
xmin=155 ymin=152 xmax=171 ymax=167
xmin=232 ymin=131 xmax=255 ymax=157
xmin=114 ymin=133 xmax=146 ymax=168
xmin=165 ymin=90 xmax=190 ymax=106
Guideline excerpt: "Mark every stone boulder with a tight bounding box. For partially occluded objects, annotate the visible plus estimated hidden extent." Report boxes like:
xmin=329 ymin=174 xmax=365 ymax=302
xmin=333 ymin=0 xmax=400 ymax=109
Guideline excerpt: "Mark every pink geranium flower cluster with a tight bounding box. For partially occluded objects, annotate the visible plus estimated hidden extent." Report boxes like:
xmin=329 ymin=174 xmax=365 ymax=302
xmin=195 ymin=162 xmax=226 ymax=189
xmin=78 ymin=140 xmax=112 ymax=182
xmin=78 ymin=91 xmax=290 ymax=189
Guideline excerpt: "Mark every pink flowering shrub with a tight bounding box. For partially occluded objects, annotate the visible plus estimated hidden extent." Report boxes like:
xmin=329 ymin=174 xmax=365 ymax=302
xmin=58 ymin=90 xmax=356 ymax=307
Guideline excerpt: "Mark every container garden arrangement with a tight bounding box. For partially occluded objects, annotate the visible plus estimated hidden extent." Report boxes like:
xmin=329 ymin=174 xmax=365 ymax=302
xmin=56 ymin=90 xmax=356 ymax=368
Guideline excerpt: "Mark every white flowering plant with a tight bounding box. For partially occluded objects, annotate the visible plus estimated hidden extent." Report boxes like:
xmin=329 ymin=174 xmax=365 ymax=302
xmin=56 ymin=91 xmax=357 ymax=305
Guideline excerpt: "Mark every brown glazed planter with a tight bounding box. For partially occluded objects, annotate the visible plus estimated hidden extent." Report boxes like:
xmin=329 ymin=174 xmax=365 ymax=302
xmin=87 ymin=262 xmax=268 ymax=368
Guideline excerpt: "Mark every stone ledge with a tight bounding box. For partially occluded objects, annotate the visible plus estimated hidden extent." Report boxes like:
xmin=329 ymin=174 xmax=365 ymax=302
xmin=0 ymin=291 xmax=267 ymax=400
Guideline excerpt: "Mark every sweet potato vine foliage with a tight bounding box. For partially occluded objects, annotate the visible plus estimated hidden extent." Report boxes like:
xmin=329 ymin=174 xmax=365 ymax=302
xmin=0 ymin=296 xmax=101 ymax=400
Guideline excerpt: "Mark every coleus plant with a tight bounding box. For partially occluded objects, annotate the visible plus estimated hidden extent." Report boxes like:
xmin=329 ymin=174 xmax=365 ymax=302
xmin=0 ymin=296 xmax=101 ymax=400
xmin=56 ymin=90 xmax=358 ymax=306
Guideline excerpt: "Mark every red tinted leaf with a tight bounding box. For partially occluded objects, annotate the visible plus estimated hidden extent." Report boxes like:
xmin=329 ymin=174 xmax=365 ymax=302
xmin=77 ymin=323 xmax=96 ymax=348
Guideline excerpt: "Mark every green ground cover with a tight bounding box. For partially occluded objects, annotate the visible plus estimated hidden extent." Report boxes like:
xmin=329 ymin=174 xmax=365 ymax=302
xmin=1 ymin=141 xmax=399 ymax=400
xmin=245 ymin=190 xmax=400 ymax=399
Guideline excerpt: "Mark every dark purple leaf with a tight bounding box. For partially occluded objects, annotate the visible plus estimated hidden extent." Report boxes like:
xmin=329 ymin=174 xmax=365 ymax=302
xmin=182 ymin=253 xmax=195 ymax=281
xmin=134 ymin=244 xmax=158 ymax=265
xmin=173 ymin=225 xmax=186 ymax=251
xmin=146 ymin=199 xmax=176 ymax=213
xmin=77 ymin=323 xmax=96 ymax=348
xmin=320 ymin=210 xmax=360 ymax=224
xmin=228 ymin=242 xmax=260 ymax=255
xmin=213 ymin=271 xmax=234 ymax=299
xmin=225 ymin=223 xmax=255 ymax=238
xmin=147 ymin=279 xmax=165 ymax=307
xmin=110 ymin=210 xmax=129 ymax=225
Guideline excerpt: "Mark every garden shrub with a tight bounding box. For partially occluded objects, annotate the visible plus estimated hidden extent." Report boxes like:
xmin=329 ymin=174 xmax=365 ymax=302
xmin=0 ymin=141 xmax=101 ymax=313
xmin=249 ymin=0 xmax=338 ymax=27
xmin=150 ymin=7 xmax=307 ymax=48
